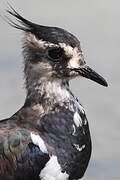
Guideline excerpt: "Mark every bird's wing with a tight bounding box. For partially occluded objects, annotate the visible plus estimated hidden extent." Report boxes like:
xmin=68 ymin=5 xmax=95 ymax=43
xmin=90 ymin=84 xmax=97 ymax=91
xmin=0 ymin=118 xmax=49 ymax=180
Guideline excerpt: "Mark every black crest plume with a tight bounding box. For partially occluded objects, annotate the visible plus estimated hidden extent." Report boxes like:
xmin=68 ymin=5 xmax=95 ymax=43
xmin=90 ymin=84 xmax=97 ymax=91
xmin=6 ymin=5 xmax=80 ymax=46
xmin=6 ymin=4 xmax=44 ymax=35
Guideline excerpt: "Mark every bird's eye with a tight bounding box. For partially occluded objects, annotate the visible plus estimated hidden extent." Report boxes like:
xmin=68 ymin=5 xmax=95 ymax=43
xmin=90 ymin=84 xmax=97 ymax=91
xmin=48 ymin=47 xmax=64 ymax=61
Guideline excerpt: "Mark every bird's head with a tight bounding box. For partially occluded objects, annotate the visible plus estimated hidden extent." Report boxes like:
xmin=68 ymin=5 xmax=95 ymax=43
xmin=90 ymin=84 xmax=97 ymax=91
xmin=7 ymin=7 xmax=108 ymax=87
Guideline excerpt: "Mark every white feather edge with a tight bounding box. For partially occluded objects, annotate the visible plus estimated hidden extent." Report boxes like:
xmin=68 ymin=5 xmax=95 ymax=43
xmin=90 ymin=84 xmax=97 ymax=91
xmin=30 ymin=132 xmax=48 ymax=153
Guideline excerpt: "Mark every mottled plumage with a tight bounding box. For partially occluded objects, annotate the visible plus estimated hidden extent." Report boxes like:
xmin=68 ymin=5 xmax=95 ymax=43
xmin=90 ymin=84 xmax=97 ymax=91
xmin=0 ymin=6 xmax=108 ymax=180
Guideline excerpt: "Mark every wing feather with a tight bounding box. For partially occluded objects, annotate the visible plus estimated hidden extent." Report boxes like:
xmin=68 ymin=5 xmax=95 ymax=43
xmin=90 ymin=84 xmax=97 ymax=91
xmin=0 ymin=119 xmax=49 ymax=180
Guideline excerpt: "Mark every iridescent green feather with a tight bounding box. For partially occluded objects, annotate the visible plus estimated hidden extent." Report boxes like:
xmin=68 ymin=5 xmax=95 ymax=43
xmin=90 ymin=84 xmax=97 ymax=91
xmin=0 ymin=128 xmax=31 ymax=173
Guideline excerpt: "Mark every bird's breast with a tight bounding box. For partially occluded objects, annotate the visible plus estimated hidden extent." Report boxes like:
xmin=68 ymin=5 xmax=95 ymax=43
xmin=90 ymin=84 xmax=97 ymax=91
xmin=37 ymin=103 xmax=91 ymax=180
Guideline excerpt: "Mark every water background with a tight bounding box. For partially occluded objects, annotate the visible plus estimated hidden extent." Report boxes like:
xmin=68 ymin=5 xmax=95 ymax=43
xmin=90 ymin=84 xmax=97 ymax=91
xmin=0 ymin=0 xmax=120 ymax=179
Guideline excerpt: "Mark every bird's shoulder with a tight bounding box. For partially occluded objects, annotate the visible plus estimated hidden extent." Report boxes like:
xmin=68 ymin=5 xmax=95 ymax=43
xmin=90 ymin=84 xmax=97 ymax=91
xmin=0 ymin=117 xmax=49 ymax=180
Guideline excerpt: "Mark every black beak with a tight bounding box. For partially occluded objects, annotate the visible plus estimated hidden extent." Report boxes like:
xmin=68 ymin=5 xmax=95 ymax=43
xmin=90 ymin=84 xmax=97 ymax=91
xmin=73 ymin=65 xmax=108 ymax=87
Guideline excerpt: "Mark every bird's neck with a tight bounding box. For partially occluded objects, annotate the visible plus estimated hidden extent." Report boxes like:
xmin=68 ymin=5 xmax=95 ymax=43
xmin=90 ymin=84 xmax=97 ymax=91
xmin=25 ymin=77 xmax=71 ymax=107
xmin=13 ymin=77 xmax=82 ymax=128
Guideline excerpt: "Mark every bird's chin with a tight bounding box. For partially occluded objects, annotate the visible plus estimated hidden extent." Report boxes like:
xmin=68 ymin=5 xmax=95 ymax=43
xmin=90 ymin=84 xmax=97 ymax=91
xmin=71 ymin=65 xmax=108 ymax=87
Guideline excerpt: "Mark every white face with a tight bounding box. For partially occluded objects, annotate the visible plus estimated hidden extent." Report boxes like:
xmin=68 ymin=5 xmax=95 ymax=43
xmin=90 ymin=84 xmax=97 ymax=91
xmin=24 ymin=33 xmax=86 ymax=80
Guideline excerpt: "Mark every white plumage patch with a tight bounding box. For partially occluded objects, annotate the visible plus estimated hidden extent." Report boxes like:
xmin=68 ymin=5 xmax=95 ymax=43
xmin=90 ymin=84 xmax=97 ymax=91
xmin=31 ymin=132 xmax=48 ymax=153
xmin=74 ymin=111 xmax=82 ymax=127
xmin=27 ymin=33 xmax=57 ymax=49
xmin=69 ymin=92 xmax=85 ymax=114
xmin=60 ymin=43 xmax=83 ymax=69
xmin=74 ymin=144 xmax=86 ymax=152
xmin=59 ymin=43 xmax=75 ymax=56
xmin=40 ymin=155 xmax=69 ymax=180
xmin=78 ymin=103 xmax=85 ymax=114
xmin=75 ymin=100 xmax=85 ymax=114
xmin=72 ymin=124 xmax=76 ymax=135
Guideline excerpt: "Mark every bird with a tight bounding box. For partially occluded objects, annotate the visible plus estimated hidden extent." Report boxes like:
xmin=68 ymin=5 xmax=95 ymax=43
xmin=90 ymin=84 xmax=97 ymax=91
xmin=0 ymin=6 xmax=108 ymax=180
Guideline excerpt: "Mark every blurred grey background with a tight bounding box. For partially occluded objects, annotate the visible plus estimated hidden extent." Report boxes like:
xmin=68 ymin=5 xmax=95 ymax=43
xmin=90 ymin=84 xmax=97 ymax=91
xmin=0 ymin=0 xmax=119 ymax=179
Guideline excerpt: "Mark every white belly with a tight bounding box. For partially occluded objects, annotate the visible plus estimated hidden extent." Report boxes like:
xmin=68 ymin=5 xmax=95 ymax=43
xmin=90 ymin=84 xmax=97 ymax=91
xmin=40 ymin=155 xmax=69 ymax=180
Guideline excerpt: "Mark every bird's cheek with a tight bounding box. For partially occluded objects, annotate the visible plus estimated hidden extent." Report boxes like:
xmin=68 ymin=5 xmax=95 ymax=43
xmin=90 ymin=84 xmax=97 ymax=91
xmin=30 ymin=61 xmax=53 ymax=77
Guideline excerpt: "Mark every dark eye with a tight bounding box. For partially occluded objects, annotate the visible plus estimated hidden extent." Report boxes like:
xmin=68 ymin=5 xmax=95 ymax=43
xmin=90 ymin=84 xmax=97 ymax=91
xmin=48 ymin=47 xmax=64 ymax=61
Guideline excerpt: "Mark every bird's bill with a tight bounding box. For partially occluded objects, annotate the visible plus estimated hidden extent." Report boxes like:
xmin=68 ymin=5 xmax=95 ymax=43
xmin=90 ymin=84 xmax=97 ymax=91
xmin=73 ymin=65 xmax=108 ymax=87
